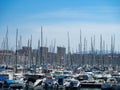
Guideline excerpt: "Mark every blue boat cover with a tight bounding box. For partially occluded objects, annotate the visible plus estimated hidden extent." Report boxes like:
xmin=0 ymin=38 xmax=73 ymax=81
xmin=6 ymin=80 xmax=14 ymax=84
xmin=0 ymin=76 xmax=5 ymax=81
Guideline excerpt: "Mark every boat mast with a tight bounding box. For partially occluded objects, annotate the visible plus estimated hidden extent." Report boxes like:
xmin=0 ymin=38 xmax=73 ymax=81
xmin=18 ymin=35 xmax=22 ymax=50
xmin=18 ymin=35 xmax=22 ymax=65
xmin=79 ymin=30 xmax=82 ymax=66
xmin=41 ymin=26 xmax=43 ymax=65
xmin=30 ymin=35 xmax=32 ymax=67
xmin=67 ymin=32 xmax=71 ymax=67
xmin=53 ymin=39 xmax=56 ymax=65
xmin=100 ymin=34 xmax=103 ymax=67
xmin=1 ymin=37 xmax=5 ymax=64
xmin=35 ymin=39 xmax=40 ymax=73
xmin=83 ymin=37 xmax=87 ymax=65
xmin=5 ymin=27 xmax=8 ymax=66
xmin=93 ymin=35 xmax=96 ymax=66
xmin=15 ymin=29 xmax=18 ymax=73
xmin=91 ymin=36 xmax=94 ymax=66
xmin=91 ymin=35 xmax=96 ymax=66
xmin=27 ymin=39 xmax=30 ymax=69
xmin=37 ymin=39 xmax=40 ymax=66
xmin=103 ymin=40 xmax=105 ymax=67
xmin=111 ymin=35 xmax=115 ymax=68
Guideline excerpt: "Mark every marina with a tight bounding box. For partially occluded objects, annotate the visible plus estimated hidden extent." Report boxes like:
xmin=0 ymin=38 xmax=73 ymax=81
xmin=0 ymin=63 xmax=119 ymax=90
xmin=0 ymin=0 xmax=120 ymax=90
xmin=0 ymin=27 xmax=120 ymax=90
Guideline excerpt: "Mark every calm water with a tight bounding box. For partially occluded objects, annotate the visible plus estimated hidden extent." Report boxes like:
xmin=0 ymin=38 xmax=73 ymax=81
xmin=80 ymin=88 xmax=101 ymax=90
xmin=40 ymin=88 xmax=101 ymax=90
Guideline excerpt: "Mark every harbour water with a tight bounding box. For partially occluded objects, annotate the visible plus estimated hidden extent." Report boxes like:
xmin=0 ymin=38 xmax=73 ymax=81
xmin=37 ymin=88 xmax=101 ymax=90
xmin=80 ymin=88 xmax=101 ymax=90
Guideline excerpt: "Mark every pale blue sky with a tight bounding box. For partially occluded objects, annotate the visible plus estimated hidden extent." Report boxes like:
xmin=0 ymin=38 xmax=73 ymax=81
xmin=0 ymin=0 xmax=120 ymax=51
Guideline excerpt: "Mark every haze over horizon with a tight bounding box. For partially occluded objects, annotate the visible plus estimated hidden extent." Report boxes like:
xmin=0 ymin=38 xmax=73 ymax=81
xmin=0 ymin=0 xmax=120 ymax=52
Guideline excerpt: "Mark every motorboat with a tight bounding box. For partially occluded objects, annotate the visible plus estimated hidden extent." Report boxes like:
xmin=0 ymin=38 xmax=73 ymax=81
xmin=64 ymin=78 xmax=81 ymax=89
xmin=101 ymin=77 xmax=118 ymax=90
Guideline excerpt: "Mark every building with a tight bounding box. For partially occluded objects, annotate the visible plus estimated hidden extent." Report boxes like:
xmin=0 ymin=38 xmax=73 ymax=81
xmin=0 ymin=50 xmax=14 ymax=65
xmin=57 ymin=47 xmax=66 ymax=66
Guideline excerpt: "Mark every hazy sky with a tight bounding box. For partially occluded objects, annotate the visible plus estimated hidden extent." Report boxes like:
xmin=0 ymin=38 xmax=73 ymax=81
xmin=0 ymin=0 xmax=120 ymax=52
